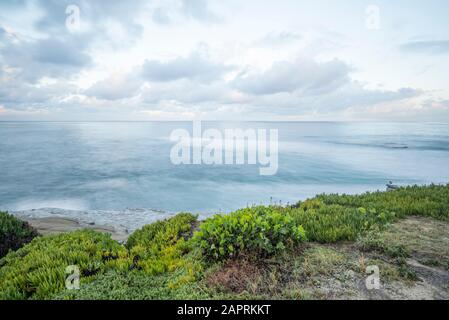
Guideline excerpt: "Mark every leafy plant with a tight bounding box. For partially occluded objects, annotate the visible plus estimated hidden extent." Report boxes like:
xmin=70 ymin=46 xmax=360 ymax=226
xmin=286 ymin=184 xmax=449 ymax=243
xmin=54 ymin=270 xmax=209 ymax=300
xmin=0 ymin=212 xmax=38 ymax=258
xmin=289 ymin=205 xmax=393 ymax=243
xmin=126 ymin=213 xmax=197 ymax=249
xmin=1 ymin=184 xmax=448 ymax=300
xmin=126 ymin=213 xmax=201 ymax=278
xmin=357 ymin=230 xmax=410 ymax=259
xmin=193 ymin=206 xmax=307 ymax=261
xmin=315 ymin=184 xmax=449 ymax=220
xmin=0 ymin=230 xmax=128 ymax=300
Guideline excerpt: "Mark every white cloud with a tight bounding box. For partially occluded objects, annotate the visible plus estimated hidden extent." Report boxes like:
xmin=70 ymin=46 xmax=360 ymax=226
xmin=141 ymin=51 xmax=233 ymax=83
xmin=85 ymin=74 xmax=142 ymax=101
xmin=0 ymin=0 xmax=448 ymax=121
xmin=400 ymin=40 xmax=449 ymax=54
xmin=255 ymin=31 xmax=302 ymax=47
xmin=233 ymin=58 xmax=351 ymax=96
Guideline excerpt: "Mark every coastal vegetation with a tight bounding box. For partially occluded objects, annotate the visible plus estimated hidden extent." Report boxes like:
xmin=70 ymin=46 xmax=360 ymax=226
xmin=0 ymin=211 xmax=38 ymax=259
xmin=0 ymin=230 xmax=126 ymax=299
xmin=0 ymin=184 xmax=448 ymax=300
xmin=193 ymin=206 xmax=307 ymax=260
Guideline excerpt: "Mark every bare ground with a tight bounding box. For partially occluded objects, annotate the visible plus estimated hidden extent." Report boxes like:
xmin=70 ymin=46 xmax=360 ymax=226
xmin=24 ymin=217 xmax=129 ymax=242
xmin=205 ymin=216 xmax=449 ymax=300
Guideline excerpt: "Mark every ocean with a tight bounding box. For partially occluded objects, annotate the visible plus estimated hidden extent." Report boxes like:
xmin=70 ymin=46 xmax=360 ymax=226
xmin=1 ymin=121 xmax=449 ymax=231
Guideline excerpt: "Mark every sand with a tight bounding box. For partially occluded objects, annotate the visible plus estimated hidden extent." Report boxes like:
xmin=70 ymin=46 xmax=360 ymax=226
xmin=23 ymin=217 xmax=129 ymax=242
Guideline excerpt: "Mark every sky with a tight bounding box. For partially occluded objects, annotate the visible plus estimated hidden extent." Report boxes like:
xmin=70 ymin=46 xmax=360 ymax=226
xmin=0 ymin=0 xmax=449 ymax=121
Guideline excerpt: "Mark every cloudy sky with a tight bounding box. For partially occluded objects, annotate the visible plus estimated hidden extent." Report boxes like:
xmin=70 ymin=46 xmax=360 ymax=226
xmin=0 ymin=0 xmax=448 ymax=121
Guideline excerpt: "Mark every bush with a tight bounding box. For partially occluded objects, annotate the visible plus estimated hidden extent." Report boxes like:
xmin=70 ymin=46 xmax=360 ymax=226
xmin=0 ymin=212 xmax=38 ymax=258
xmin=126 ymin=213 xmax=201 ymax=278
xmin=0 ymin=230 xmax=128 ymax=300
xmin=54 ymin=270 xmax=209 ymax=300
xmin=285 ymin=184 xmax=449 ymax=243
xmin=1 ymin=184 xmax=447 ymax=300
xmin=193 ymin=206 xmax=307 ymax=261
xmin=316 ymin=184 xmax=449 ymax=220
xmin=357 ymin=231 xmax=409 ymax=259
xmin=289 ymin=204 xmax=394 ymax=243
xmin=126 ymin=213 xmax=197 ymax=249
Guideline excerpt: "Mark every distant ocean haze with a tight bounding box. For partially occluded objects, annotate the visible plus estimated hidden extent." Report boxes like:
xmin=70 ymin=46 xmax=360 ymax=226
xmin=1 ymin=121 xmax=449 ymax=231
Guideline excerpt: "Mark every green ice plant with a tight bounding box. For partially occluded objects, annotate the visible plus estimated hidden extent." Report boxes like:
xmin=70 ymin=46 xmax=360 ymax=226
xmin=289 ymin=204 xmax=394 ymax=243
xmin=0 ymin=230 xmax=128 ymax=300
xmin=315 ymin=184 xmax=449 ymax=220
xmin=125 ymin=213 xmax=202 ymax=287
xmin=287 ymin=184 xmax=449 ymax=242
xmin=1 ymin=184 xmax=448 ymax=300
xmin=0 ymin=213 xmax=202 ymax=300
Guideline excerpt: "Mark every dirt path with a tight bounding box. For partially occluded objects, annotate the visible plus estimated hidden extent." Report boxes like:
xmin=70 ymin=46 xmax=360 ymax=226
xmin=323 ymin=216 xmax=449 ymax=300
xmin=205 ymin=216 xmax=449 ymax=300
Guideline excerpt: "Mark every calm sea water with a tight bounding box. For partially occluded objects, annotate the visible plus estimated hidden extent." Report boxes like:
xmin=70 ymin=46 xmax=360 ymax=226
xmin=1 ymin=122 xmax=449 ymax=230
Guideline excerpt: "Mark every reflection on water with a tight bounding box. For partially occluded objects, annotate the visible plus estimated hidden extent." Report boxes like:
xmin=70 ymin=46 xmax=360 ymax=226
xmin=1 ymin=121 xmax=449 ymax=229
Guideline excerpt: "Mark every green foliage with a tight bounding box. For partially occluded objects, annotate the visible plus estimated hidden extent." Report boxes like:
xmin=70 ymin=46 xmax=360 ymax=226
xmin=54 ymin=270 xmax=210 ymax=300
xmin=286 ymin=184 xmax=449 ymax=242
xmin=0 ymin=212 xmax=38 ymax=258
xmin=0 ymin=213 xmax=202 ymax=300
xmin=396 ymin=257 xmax=419 ymax=281
xmin=1 ymin=184 xmax=448 ymax=300
xmin=0 ymin=230 xmax=127 ymax=300
xmin=126 ymin=213 xmax=201 ymax=279
xmin=357 ymin=230 xmax=410 ymax=258
xmin=315 ymin=184 xmax=449 ymax=220
xmin=193 ymin=206 xmax=307 ymax=261
xmin=289 ymin=204 xmax=394 ymax=243
xmin=126 ymin=213 xmax=197 ymax=249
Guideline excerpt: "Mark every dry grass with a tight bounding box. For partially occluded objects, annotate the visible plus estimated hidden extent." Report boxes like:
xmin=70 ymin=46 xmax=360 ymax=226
xmin=203 ymin=216 xmax=449 ymax=300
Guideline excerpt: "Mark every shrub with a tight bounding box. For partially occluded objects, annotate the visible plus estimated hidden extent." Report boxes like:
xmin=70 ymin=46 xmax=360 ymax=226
xmin=126 ymin=213 xmax=201 ymax=278
xmin=0 ymin=212 xmax=38 ymax=258
xmin=316 ymin=184 xmax=449 ymax=220
xmin=193 ymin=206 xmax=307 ymax=261
xmin=204 ymin=257 xmax=264 ymax=294
xmin=54 ymin=270 xmax=209 ymax=300
xmin=126 ymin=213 xmax=197 ymax=249
xmin=285 ymin=184 xmax=449 ymax=243
xmin=357 ymin=230 xmax=410 ymax=259
xmin=0 ymin=230 xmax=128 ymax=300
xmin=289 ymin=204 xmax=394 ymax=243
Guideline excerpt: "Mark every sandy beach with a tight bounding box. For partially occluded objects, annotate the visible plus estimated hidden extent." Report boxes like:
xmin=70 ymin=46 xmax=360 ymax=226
xmin=22 ymin=216 xmax=129 ymax=242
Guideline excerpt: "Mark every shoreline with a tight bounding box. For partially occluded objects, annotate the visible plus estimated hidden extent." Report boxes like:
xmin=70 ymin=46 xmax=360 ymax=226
xmin=9 ymin=207 xmax=187 ymax=239
xmin=21 ymin=216 xmax=129 ymax=242
xmin=7 ymin=183 xmax=447 ymax=247
xmin=2 ymin=184 xmax=448 ymax=300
